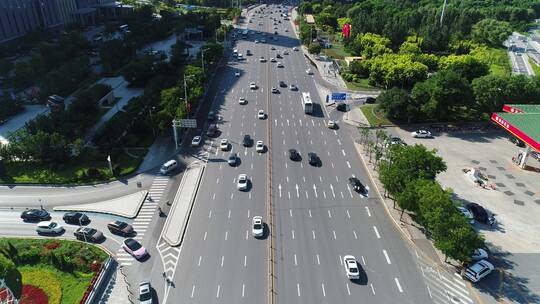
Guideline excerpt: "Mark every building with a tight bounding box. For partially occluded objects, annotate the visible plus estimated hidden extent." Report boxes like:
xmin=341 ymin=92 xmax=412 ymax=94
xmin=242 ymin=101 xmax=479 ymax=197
xmin=0 ymin=0 xmax=132 ymax=44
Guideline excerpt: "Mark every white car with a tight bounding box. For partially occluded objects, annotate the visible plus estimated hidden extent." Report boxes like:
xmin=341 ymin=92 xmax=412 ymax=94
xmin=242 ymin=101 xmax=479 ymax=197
xmin=463 ymin=259 xmax=494 ymax=282
xmin=234 ymin=71 xmax=241 ymax=77
xmin=472 ymin=248 xmax=488 ymax=261
xmin=255 ymin=39 xmax=259 ymax=43
xmin=343 ymin=255 xmax=360 ymax=279
xmin=411 ymin=130 xmax=432 ymax=138
xmin=327 ymin=120 xmax=337 ymax=129
xmin=139 ymin=281 xmax=152 ymax=304
xmin=283 ymin=50 xmax=289 ymax=55
xmin=220 ymin=139 xmax=229 ymax=150
xmin=239 ymin=97 xmax=247 ymax=105
xmin=252 ymin=216 xmax=264 ymax=238
xmin=289 ymin=84 xmax=298 ymax=91
xmin=237 ymin=174 xmax=248 ymax=191
xmin=270 ymin=57 xmax=276 ymax=62
xmin=191 ymin=136 xmax=202 ymax=147
xmin=306 ymin=69 xmax=313 ymax=75
xmin=259 ymin=57 xmax=267 ymax=62
xmin=276 ymin=62 xmax=283 ymax=68
xmin=256 ymin=140 xmax=264 ymax=152
xmin=457 ymin=206 xmax=475 ymax=224
xmin=36 ymin=221 xmax=64 ymax=235
xmin=250 ymin=82 xmax=257 ymax=89
xmin=293 ymin=47 xmax=299 ymax=51
xmin=258 ymin=110 xmax=265 ymax=119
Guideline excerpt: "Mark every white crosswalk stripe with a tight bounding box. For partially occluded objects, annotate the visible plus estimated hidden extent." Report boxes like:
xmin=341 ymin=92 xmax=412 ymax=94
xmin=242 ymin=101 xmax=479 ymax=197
xmin=416 ymin=258 xmax=474 ymax=304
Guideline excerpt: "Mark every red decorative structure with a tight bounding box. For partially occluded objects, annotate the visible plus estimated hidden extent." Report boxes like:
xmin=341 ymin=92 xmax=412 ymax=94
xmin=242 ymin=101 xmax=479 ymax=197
xmin=342 ymin=23 xmax=351 ymax=39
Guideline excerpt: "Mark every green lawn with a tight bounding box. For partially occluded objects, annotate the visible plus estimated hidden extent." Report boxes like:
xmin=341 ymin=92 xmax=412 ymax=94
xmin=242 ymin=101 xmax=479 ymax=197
xmin=479 ymin=47 xmax=512 ymax=77
xmin=322 ymin=35 xmax=349 ymax=60
xmin=360 ymin=104 xmax=394 ymax=126
xmin=529 ymin=57 xmax=540 ymax=75
xmin=345 ymin=78 xmax=378 ymax=91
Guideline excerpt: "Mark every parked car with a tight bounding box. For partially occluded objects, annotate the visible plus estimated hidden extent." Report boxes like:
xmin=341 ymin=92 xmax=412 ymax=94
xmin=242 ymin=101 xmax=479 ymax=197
xmin=74 ymin=227 xmax=104 ymax=242
xmin=463 ymin=260 xmax=494 ymax=282
xmin=343 ymin=255 xmax=360 ymax=279
xmin=365 ymin=97 xmax=376 ymax=104
xmin=21 ymin=209 xmax=50 ymax=222
xmin=457 ymin=206 xmax=475 ymax=224
xmin=139 ymin=281 xmax=153 ymax=304
xmin=122 ymin=238 xmax=147 ymax=259
xmin=472 ymin=248 xmax=488 ymax=261
xmin=252 ymin=216 xmax=264 ymax=238
xmin=466 ymin=203 xmax=489 ymax=224
xmin=191 ymin=136 xmax=202 ymax=147
xmin=62 ymin=212 xmax=89 ymax=225
xmin=206 ymin=124 xmax=218 ymax=137
xmin=36 ymin=221 xmax=64 ymax=235
xmin=207 ymin=111 xmax=215 ymax=121
xmin=107 ymin=220 xmax=134 ymax=236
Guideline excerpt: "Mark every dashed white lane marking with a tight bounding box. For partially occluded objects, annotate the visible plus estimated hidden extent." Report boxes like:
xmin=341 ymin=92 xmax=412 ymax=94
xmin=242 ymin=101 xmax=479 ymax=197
xmin=395 ymin=278 xmax=404 ymax=293
xmin=321 ymin=283 xmax=326 ymax=297
xmin=297 ymin=283 xmax=301 ymax=297
xmin=353 ymin=230 xmax=358 ymax=239
xmin=365 ymin=206 xmax=371 ymax=217
xmin=373 ymin=226 xmax=381 ymax=238
xmin=316 ymin=254 xmax=320 ymax=265
xmin=383 ymin=250 xmax=392 ymax=264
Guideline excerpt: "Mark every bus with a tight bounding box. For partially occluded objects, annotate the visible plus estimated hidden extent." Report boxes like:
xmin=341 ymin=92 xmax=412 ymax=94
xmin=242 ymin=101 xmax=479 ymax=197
xmin=301 ymin=92 xmax=313 ymax=114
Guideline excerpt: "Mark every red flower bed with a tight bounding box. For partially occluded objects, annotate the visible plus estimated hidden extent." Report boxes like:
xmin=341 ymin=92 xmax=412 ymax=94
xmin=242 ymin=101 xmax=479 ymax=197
xmin=19 ymin=285 xmax=48 ymax=304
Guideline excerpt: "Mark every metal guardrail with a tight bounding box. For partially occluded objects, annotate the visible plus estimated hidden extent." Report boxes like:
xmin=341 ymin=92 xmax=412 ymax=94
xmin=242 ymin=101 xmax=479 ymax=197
xmin=80 ymin=256 xmax=112 ymax=304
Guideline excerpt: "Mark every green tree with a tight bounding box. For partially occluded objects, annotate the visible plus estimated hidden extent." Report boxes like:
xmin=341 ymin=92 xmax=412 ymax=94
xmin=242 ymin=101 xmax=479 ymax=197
xmin=396 ymin=178 xmax=431 ymax=220
xmin=159 ymin=86 xmax=183 ymax=130
xmin=308 ymin=42 xmax=323 ymax=54
xmin=378 ymin=87 xmax=424 ymax=123
xmin=379 ymin=144 xmax=447 ymax=198
xmin=471 ymin=18 xmax=512 ymax=46
xmin=0 ymin=253 xmax=22 ymax=299
xmin=439 ymin=54 xmax=489 ymax=81
xmin=472 ymin=74 xmax=507 ymax=113
xmin=368 ymin=54 xmax=428 ymax=88
xmin=351 ymin=33 xmax=391 ymax=59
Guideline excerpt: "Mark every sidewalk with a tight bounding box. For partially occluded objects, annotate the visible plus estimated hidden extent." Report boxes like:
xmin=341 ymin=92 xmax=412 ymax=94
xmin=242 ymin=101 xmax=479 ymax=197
xmin=98 ymin=263 xmax=133 ymax=304
xmin=136 ymin=133 xmax=178 ymax=173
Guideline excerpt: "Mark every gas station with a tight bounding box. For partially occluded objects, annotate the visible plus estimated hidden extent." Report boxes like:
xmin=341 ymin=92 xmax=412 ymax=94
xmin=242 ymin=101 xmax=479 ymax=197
xmin=491 ymin=104 xmax=540 ymax=170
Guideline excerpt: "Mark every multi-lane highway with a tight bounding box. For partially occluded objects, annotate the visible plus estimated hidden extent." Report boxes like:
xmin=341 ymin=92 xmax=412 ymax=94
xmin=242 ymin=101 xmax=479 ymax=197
xmin=166 ymin=4 xmax=435 ymax=304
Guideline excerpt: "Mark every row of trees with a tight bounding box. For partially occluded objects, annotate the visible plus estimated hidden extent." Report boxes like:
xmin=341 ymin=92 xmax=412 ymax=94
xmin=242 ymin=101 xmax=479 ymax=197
xmin=378 ymin=71 xmax=540 ymax=123
xmin=358 ymin=129 xmax=484 ymax=263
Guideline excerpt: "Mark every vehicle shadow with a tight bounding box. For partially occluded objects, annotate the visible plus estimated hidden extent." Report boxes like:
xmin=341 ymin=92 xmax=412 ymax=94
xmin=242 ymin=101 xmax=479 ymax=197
xmin=350 ymin=266 xmax=369 ymax=286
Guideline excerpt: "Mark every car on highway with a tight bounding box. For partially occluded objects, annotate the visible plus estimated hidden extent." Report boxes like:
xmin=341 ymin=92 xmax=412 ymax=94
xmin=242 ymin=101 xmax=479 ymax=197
xmin=21 ymin=209 xmax=50 ymax=222
xmin=250 ymin=82 xmax=257 ymax=89
xmin=289 ymin=149 xmax=300 ymax=161
xmin=159 ymin=159 xmax=178 ymax=175
xmin=74 ymin=227 xmax=104 ymax=242
xmin=228 ymin=152 xmax=238 ymax=166
xmin=271 ymin=87 xmax=279 ymax=94
xmin=411 ymin=130 xmax=432 ymax=138
xmin=293 ymin=47 xmax=299 ymax=51
xmin=220 ymin=139 xmax=229 ymax=151
xmin=276 ymin=62 xmax=283 ymax=68
xmin=308 ymin=152 xmax=319 ymax=166
xmin=36 ymin=221 xmax=64 ymax=235
xmin=139 ymin=281 xmax=153 ymax=304
xmin=457 ymin=206 xmax=475 ymax=224
xmin=337 ymin=103 xmax=348 ymax=112
xmin=276 ymin=53 xmax=282 ymax=59
xmin=237 ymin=174 xmax=249 ymax=191
xmin=255 ymin=39 xmax=259 ymax=43
xmin=234 ymin=71 xmax=241 ymax=77
xmin=246 ymin=50 xmax=252 ymax=56
xmin=270 ymin=57 xmax=276 ymax=62
xmin=207 ymin=111 xmax=215 ymax=121
xmin=349 ymin=177 xmax=369 ymax=197
xmin=284 ymin=29 xmax=289 ymax=32
xmin=239 ymin=97 xmax=247 ymax=105
xmin=63 ymin=212 xmax=90 ymax=225
xmin=463 ymin=259 xmax=494 ymax=282
xmin=289 ymin=84 xmax=298 ymax=91
xmin=306 ymin=69 xmax=313 ymax=75
xmin=242 ymin=134 xmax=253 ymax=147
xmin=283 ymin=50 xmax=289 ymax=55
xmin=107 ymin=220 xmax=134 ymax=236
xmin=258 ymin=110 xmax=266 ymax=119
xmin=365 ymin=96 xmax=376 ymax=104
xmin=343 ymin=255 xmax=360 ymax=280
xmin=259 ymin=56 xmax=266 ymax=62
xmin=466 ymin=203 xmax=492 ymax=224
xmin=271 ymin=46 xmax=276 ymax=50
xmin=256 ymin=141 xmax=265 ymax=152
xmin=327 ymin=120 xmax=337 ymax=129
xmin=123 ymin=238 xmax=147 ymax=260
xmin=279 ymin=81 xmax=287 ymax=87
xmin=388 ymin=137 xmax=405 ymax=146
xmin=191 ymin=136 xmax=202 ymax=147
xmin=472 ymin=248 xmax=488 ymax=261
xmin=252 ymin=216 xmax=264 ymax=238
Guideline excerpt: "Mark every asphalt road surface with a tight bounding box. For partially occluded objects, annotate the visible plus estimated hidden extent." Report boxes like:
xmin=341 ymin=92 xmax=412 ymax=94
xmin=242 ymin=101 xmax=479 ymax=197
xmin=165 ymin=4 xmax=434 ymax=304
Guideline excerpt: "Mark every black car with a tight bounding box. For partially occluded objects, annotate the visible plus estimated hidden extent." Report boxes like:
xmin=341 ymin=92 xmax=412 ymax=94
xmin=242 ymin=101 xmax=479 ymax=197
xmin=349 ymin=177 xmax=368 ymax=196
xmin=365 ymin=97 xmax=376 ymax=104
xmin=207 ymin=111 xmax=215 ymax=121
xmin=308 ymin=152 xmax=319 ymax=166
xmin=276 ymin=54 xmax=282 ymax=59
xmin=21 ymin=209 xmax=50 ymax=222
xmin=243 ymin=134 xmax=253 ymax=147
xmin=74 ymin=227 xmax=104 ymax=242
xmin=466 ymin=203 xmax=489 ymax=224
xmin=289 ymin=149 xmax=300 ymax=161
xmin=279 ymin=81 xmax=287 ymax=87
xmin=206 ymin=124 xmax=218 ymax=137
xmin=63 ymin=212 xmax=90 ymax=225
xmin=337 ymin=103 xmax=347 ymax=112
xmin=509 ymin=137 xmax=525 ymax=147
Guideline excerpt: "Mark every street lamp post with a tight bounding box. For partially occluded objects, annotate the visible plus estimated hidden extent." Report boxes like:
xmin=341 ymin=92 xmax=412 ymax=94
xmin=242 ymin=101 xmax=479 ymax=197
xmin=107 ymin=155 xmax=113 ymax=176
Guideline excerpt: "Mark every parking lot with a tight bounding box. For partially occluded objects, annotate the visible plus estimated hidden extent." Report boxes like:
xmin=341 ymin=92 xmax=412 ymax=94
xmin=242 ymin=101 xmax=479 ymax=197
xmin=390 ymin=126 xmax=540 ymax=304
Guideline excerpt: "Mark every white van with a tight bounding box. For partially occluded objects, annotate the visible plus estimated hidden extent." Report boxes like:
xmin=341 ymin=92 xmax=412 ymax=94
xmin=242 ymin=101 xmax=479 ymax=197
xmin=160 ymin=160 xmax=178 ymax=175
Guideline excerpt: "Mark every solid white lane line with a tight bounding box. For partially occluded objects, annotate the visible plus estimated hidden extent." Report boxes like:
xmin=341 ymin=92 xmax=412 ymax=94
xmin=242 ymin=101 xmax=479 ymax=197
xmin=365 ymin=206 xmax=371 ymax=216
xmin=294 ymin=254 xmax=297 ymax=266
xmin=395 ymin=278 xmax=403 ymax=293
xmin=346 ymin=283 xmax=351 ymax=295
xmin=383 ymin=250 xmax=392 ymax=264
xmin=353 ymin=230 xmax=358 ymax=239
xmin=221 ymin=255 xmax=224 ymax=267
xmin=373 ymin=226 xmax=381 ymax=239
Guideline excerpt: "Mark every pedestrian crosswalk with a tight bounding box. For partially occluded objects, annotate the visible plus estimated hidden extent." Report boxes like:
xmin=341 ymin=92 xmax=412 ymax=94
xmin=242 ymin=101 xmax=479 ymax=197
xmin=417 ymin=258 xmax=474 ymax=304
xmin=115 ymin=175 xmax=170 ymax=266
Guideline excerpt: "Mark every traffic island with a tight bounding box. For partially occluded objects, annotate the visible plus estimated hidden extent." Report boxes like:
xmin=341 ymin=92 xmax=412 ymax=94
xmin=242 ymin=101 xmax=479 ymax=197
xmin=53 ymin=190 xmax=148 ymax=218
xmin=162 ymin=163 xmax=205 ymax=246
